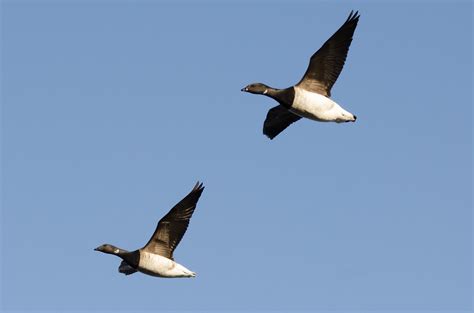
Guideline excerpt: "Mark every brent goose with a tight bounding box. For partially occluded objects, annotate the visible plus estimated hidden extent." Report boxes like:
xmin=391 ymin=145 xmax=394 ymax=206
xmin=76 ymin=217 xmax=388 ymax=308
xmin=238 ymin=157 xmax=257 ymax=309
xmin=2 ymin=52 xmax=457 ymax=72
xmin=242 ymin=11 xmax=360 ymax=139
xmin=94 ymin=182 xmax=204 ymax=278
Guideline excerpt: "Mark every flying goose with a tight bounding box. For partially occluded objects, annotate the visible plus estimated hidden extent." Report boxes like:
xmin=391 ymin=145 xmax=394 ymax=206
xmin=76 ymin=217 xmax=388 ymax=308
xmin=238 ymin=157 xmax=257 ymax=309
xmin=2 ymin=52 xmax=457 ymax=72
xmin=242 ymin=11 xmax=360 ymax=139
xmin=94 ymin=182 xmax=204 ymax=278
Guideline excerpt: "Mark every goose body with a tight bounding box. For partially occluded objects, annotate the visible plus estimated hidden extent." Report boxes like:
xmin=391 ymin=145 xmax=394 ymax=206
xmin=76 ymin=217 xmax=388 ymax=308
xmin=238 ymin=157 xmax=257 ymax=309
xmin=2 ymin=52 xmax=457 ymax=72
xmin=242 ymin=11 xmax=360 ymax=139
xmin=95 ymin=182 xmax=204 ymax=279
xmin=137 ymin=251 xmax=196 ymax=278
xmin=291 ymin=86 xmax=355 ymax=123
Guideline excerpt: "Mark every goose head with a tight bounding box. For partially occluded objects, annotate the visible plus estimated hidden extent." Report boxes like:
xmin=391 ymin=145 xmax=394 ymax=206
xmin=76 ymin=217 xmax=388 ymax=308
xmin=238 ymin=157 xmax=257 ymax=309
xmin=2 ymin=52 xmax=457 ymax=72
xmin=94 ymin=244 xmax=122 ymax=255
xmin=241 ymin=83 xmax=271 ymax=95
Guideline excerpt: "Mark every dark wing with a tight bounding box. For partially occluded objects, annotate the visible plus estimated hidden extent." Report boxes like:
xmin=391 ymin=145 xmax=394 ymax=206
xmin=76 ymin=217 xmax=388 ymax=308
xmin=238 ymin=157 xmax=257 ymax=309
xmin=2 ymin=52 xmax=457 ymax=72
xmin=118 ymin=261 xmax=137 ymax=275
xmin=142 ymin=182 xmax=204 ymax=259
xmin=297 ymin=11 xmax=360 ymax=97
xmin=263 ymin=105 xmax=301 ymax=139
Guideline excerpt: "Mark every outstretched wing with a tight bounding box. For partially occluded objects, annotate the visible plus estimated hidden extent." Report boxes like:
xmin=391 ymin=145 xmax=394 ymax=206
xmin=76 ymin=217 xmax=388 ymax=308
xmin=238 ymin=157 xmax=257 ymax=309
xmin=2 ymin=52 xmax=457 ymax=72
xmin=142 ymin=182 xmax=205 ymax=259
xmin=297 ymin=11 xmax=360 ymax=97
xmin=263 ymin=105 xmax=301 ymax=139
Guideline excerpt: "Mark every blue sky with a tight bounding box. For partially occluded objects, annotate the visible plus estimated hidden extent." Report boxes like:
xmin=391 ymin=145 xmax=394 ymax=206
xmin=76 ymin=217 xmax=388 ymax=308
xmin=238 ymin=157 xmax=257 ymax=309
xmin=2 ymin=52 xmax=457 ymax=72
xmin=1 ymin=1 xmax=472 ymax=312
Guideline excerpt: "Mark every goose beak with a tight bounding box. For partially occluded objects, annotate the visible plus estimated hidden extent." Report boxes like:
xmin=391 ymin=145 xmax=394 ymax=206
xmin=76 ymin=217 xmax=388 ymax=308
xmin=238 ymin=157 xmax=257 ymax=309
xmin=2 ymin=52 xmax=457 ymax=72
xmin=241 ymin=87 xmax=248 ymax=92
xmin=94 ymin=247 xmax=100 ymax=251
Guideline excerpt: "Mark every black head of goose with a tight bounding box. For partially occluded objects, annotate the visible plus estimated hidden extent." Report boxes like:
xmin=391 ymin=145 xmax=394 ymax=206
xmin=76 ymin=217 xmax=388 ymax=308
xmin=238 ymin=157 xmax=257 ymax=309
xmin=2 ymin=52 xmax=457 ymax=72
xmin=242 ymin=11 xmax=360 ymax=139
xmin=95 ymin=182 xmax=205 ymax=278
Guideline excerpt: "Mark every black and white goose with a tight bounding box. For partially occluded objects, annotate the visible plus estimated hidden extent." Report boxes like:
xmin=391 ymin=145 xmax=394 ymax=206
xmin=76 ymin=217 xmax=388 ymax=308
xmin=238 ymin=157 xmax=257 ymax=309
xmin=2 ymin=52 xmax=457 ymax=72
xmin=242 ymin=11 xmax=360 ymax=139
xmin=94 ymin=182 xmax=204 ymax=278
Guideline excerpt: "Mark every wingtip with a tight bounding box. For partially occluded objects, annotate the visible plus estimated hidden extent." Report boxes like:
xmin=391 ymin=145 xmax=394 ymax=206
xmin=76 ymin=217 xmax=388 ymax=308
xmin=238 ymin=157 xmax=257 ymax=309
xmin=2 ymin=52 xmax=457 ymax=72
xmin=263 ymin=132 xmax=275 ymax=140
xmin=267 ymin=135 xmax=276 ymax=140
xmin=347 ymin=10 xmax=360 ymax=21
xmin=193 ymin=181 xmax=205 ymax=192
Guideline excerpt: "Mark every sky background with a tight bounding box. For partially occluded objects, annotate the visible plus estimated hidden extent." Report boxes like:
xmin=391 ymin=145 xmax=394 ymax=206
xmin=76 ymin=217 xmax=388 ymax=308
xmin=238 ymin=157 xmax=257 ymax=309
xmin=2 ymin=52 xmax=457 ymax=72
xmin=1 ymin=1 xmax=472 ymax=312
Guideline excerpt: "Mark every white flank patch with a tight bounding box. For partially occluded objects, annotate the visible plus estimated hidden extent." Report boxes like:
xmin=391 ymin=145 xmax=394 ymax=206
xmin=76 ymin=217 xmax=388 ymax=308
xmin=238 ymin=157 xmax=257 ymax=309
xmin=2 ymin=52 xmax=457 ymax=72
xmin=291 ymin=87 xmax=354 ymax=122
xmin=138 ymin=252 xmax=195 ymax=278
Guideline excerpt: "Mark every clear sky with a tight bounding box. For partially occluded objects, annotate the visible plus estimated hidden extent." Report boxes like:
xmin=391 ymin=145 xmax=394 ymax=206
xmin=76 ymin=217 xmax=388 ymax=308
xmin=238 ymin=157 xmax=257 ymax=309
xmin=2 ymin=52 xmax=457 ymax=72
xmin=1 ymin=1 xmax=472 ymax=312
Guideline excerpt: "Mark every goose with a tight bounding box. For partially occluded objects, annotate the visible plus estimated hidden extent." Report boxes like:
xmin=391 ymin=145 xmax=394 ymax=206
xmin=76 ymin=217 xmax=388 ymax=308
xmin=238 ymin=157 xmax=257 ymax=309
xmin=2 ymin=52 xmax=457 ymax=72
xmin=94 ymin=182 xmax=204 ymax=278
xmin=241 ymin=11 xmax=360 ymax=139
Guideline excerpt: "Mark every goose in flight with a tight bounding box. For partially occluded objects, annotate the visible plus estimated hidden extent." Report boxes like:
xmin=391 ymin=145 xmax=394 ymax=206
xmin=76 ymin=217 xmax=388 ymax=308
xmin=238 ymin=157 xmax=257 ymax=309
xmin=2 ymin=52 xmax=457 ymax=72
xmin=94 ymin=182 xmax=204 ymax=278
xmin=241 ymin=11 xmax=360 ymax=139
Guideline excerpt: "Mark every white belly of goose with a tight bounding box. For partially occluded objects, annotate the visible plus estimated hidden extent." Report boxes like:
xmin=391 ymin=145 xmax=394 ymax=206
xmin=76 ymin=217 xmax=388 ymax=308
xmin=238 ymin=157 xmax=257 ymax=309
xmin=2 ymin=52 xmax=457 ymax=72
xmin=291 ymin=87 xmax=355 ymax=123
xmin=138 ymin=252 xmax=196 ymax=278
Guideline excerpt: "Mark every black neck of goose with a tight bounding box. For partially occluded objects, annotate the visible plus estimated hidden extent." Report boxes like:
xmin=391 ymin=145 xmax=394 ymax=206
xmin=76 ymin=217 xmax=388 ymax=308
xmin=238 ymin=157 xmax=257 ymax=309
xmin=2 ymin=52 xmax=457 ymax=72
xmin=114 ymin=248 xmax=129 ymax=257
xmin=264 ymin=87 xmax=279 ymax=98
xmin=120 ymin=250 xmax=140 ymax=269
xmin=265 ymin=87 xmax=294 ymax=108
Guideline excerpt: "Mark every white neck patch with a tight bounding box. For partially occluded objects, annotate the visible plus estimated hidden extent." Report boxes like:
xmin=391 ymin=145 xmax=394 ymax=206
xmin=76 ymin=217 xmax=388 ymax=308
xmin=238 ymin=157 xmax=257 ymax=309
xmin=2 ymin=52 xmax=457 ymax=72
xmin=263 ymin=89 xmax=268 ymax=95
xmin=114 ymin=248 xmax=120 ymax=254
